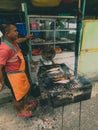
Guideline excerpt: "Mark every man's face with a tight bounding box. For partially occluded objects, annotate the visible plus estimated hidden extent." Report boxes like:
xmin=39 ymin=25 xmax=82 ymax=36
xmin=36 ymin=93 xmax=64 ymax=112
xmin=7 ymin=25 xmax=18 ymax=41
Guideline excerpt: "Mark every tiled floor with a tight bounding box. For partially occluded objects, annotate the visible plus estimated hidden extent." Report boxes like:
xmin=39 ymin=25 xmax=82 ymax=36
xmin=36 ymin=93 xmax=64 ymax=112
xmin=33 ymin=51 xmax=75 ymax=70
xmin=54 ymin=51 xmax=75 ymax=74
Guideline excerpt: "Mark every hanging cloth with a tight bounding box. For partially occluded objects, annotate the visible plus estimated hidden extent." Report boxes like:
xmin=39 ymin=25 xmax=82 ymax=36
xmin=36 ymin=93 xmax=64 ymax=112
xmin=62 ymin=0 xmax=77 ymax=3
xmin=31 ymin=0 xmax=61 ymax=7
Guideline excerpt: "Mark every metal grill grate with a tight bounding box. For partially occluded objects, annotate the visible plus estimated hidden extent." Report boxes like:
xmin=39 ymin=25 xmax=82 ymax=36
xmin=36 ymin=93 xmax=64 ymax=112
xmin=38 ymin=64 xmax=92 ymax=108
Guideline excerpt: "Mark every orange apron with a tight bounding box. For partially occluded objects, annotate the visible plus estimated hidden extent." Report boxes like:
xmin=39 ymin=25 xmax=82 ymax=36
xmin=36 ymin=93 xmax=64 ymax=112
xmin=3 ymin=39 xmax=30 ymax=101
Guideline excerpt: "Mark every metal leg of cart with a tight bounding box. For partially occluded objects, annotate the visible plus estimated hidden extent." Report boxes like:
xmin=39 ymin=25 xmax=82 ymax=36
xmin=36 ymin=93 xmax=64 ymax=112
xmin=61 ymin=105 xmax=64 ymax=130
xmin=79 ymin=101 xmax=82 ymax=130
xmin=60 ymin=102 xmax=82 ymax=130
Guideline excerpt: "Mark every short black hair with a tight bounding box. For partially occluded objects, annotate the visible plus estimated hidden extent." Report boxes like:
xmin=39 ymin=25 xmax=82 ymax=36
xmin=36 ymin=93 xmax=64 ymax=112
xmin=0 ymin=23 xmax=16 ymax=35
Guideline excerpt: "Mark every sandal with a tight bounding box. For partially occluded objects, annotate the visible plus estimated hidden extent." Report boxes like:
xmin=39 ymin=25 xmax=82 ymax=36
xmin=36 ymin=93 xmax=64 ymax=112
xmin=29 ymin=100 xmax=37 ymax=107
xmin=17 ymin=110 xmax=33 ymax=118
xmin=25 ymin=100 xmax=37 ymax=110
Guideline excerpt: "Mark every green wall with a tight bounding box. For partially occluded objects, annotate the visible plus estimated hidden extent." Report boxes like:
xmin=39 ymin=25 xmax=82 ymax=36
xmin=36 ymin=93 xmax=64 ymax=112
xmin=78 ymin=20 xmax=98 ymax=74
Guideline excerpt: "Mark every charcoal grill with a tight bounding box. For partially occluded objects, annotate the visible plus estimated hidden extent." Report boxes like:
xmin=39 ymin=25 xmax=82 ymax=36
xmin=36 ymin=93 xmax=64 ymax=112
xmin=38 ymin=64 xmax=92 ymax=108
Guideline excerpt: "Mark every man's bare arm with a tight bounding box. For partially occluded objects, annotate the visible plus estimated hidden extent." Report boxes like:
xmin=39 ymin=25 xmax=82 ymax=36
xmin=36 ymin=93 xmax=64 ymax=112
xmin=16 ymin=34 xmax=33 ymax=44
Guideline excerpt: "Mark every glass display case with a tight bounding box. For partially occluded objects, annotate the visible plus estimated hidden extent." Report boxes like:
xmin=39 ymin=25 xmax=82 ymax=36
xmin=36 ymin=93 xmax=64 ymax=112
xmin=28 ymin=15 xmax=77 ymax=57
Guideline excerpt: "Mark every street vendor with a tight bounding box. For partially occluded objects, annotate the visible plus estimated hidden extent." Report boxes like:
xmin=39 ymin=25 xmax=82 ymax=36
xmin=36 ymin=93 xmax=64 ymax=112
xmin=0 ymin=24 xmax=37 ymax=118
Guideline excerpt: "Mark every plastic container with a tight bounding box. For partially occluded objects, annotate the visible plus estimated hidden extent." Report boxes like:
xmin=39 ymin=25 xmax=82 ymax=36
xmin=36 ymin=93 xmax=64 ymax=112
xmin=30 ymin=22 xmax=39 ymax=30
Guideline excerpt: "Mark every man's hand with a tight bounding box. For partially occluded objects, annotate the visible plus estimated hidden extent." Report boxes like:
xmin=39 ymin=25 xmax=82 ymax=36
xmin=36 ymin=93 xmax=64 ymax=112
xmin=0 ymin=64 xmax=4 ymax=91
xmin=25 ymin=34 xmax=33 ymax=40
xmin=0 ymin=82 xmax=4 ymax=91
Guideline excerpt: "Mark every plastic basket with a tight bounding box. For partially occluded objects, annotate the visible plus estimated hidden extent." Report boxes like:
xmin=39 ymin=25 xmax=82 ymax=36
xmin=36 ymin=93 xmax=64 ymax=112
xmin=16 ymin=23 xmax=27 ymax=36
